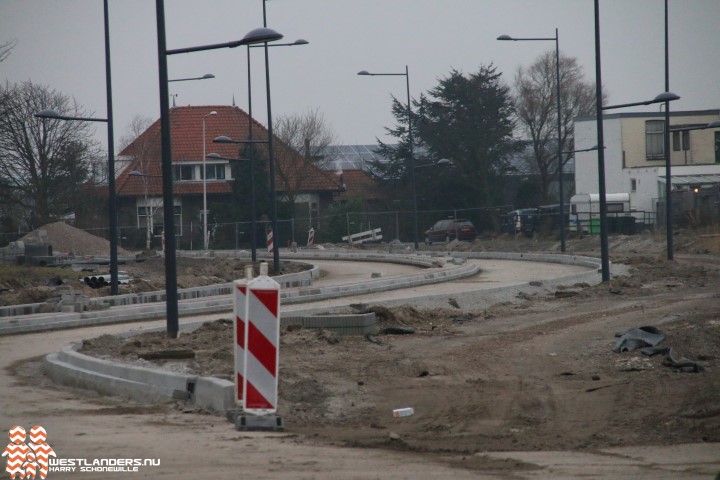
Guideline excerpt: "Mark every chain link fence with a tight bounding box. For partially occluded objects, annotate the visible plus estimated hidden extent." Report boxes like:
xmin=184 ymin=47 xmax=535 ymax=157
xmin=3 ymin=197 xmax=719 ymax=251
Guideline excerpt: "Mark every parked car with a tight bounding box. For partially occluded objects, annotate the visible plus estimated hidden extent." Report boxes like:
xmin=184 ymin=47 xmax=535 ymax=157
xmin=501 ymin=208 xmax=538 ymax=237
xmin=424 ymin=218 xmax=477 ymax=244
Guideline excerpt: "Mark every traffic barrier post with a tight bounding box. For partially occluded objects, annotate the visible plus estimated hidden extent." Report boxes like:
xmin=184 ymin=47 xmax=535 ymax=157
xmin=232 ymin=265 xmax=253 ymax=407
xmin=266 ymin=228 xmax=274 ymax=253
xmin=237 ymin=262 xmax=283 ymax=431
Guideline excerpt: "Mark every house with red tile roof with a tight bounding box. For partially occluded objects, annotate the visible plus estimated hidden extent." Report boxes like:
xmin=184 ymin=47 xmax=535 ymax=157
xmin=107 ymin=105 xmax=345 ymax=249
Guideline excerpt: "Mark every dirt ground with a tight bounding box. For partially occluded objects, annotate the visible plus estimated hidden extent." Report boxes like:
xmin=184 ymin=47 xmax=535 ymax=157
xmin=69 ymin=229 xmax=720 ymax=457
xmin=0 ymin=254 xmax=306 ymax=306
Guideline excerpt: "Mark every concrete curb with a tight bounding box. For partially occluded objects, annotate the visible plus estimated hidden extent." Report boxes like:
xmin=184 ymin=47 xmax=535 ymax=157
xmin=44 ymin=312 xmax=381 ymax=413
xmin=45 ymin=342 xmax=234 ymax=414
xmin=0 ymin=252 xmax=480 ymax=336
xmin=40 ymin=250 xmax=609 ymax=417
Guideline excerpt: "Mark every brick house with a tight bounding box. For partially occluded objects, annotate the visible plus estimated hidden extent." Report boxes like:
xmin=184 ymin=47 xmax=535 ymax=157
xmin=109 ymin=105 xmax=345 ymax=249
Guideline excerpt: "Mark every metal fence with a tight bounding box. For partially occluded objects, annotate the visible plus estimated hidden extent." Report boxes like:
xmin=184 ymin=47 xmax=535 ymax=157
xmin=2 ymin=198 xmax=719 ymax=251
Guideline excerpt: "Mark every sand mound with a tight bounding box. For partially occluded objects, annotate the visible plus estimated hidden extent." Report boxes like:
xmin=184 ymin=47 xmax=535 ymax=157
xmin=21 ymin=222 xmax=134 ymax=257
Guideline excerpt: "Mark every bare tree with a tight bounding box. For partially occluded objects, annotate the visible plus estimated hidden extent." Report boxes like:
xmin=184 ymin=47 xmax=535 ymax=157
xmin=0 ymin=81 xmax=99 ymax=229
xmin=273 ymin=108 xmax=339 ymax=207
xmin=119 ymin=115 xmax=158 ymax=250
xmin=0 ymin=39 xmax=17 ymax=63
xmin=513 ymin=51 xmax=599 ymax=203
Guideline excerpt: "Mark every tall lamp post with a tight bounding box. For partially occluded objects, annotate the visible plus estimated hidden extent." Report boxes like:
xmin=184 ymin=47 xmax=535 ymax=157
xmin=213 ymin=135 xmax=271 ymax=261
xmin=594 ymin=92 xmax=679 ymax=281
xmin=497 ymin=29 xmax=566 ymax=252
xmin=259 ymin=0 xmax=280 ymax=272
xmin=156 ymin=0 xmax=282 ymax=338
xmin=33 ymin=0 xmax=117 ymax=295
xmin=246 ymin=38 xmax=308 ymax=263
xmin=201 ymin=111 xmax=217 ymax=251
xmin=206 ymin=153 xmax=250 ymax=226
xmin=663 ymin=0 xmax=673 ymax=261
xmin=594 ymin=0 xmax=682 ymax=282
xmin=357 ymin=66 xmax=418 ymax=249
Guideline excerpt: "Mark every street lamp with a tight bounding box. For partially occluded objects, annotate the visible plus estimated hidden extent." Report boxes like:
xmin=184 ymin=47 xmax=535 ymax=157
xmin=168 ymin=73 xmax=215 ymax=82
xmin=601 ymin=92 xmax=679 ymax=110
xmin=207 ymin=151 xmax=254 ymax=257
xmin=415 ymin=158 xmax=453 ymax=169
xmin=562 ymin=145 xmax=601 ymax=155
xmin=669 ymin=120 xmax=720 ymax=132
xmin=32 ymin=0 xmax=118 ymax=295
xmin=246 ymin=38 xmax=309 ymax=265
xmin=201 ymin=111 xmax=217 ymax=251
xmin=498 ymin=29 xmax=567 ymax=252
xmin=207 ymin=153 xmax=248 ymax=161
xmin=214 ymin=136 xmax=270 ymax=262
xmin=595 ymin=91 xmax=680 ymax=282
xmin=155 ymin=0 xmax=283 ymax=338
xmin=593 ymin=0 xmax=680 ymax=282
xmin=358 ymin=66 xmax=418 ymax=249
xmin=168 ymin=74 xmax=216 ymax=107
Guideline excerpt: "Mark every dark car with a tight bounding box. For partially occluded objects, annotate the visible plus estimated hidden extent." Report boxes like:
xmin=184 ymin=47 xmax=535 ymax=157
xmin=424 ymin=218 xmax=477 ymax=244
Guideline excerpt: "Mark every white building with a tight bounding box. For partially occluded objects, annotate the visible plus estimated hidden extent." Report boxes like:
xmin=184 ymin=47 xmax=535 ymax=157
xmin=573 ymin=109 xmax=720 ymax=224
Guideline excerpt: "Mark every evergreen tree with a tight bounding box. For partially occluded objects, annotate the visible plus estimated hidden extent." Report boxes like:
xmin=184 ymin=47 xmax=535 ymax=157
xmin=372 ymin=65 xmax=520 ymax=229
xmin=417 ymin=65 xmax=519 ymax=215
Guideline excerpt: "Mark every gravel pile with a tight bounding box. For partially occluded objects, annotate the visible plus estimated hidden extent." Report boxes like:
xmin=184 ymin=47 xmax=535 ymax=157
xmin=21 ymin=222 xmax=134 ymax=258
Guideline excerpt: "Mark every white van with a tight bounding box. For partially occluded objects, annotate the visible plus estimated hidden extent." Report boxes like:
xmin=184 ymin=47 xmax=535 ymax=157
xmin=569 ymin=193 xmax=630 ymax=233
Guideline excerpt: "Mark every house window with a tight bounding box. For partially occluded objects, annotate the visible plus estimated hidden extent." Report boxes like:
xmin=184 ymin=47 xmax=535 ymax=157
xmin=672 ymin=131 xmax=690 ymax=151
xmin=173 ymin=165 xmax=195 ymax=181
xmin=715 ymin=132 xmax=720 ymax=164
xmin=201 ymin=164 xmax=226 ymax=180
xmin=645 ymin=120 xmax=665 ymax=160
xmin=630 ymin=178 xmax=637 ymax=192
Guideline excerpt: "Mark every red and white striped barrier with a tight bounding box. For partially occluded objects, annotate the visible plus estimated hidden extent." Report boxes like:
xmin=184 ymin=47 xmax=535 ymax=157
xmin=243 ymin=263 xmax=281 ymax=413
xmin=307 ymin=228 xmax=315 ymax=247
xmin=232 ymin=266 xmax=253 ymax=406
xmin=266 ymin=228 xmax=274 ymax=254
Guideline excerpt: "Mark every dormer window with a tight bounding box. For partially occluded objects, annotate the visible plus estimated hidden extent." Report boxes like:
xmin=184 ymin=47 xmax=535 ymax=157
xmin=173 ymin=165 xmax=195 ymax=181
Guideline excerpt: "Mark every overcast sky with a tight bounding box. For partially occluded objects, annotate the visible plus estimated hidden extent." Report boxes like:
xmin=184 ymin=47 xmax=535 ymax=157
xmin=2 ymin=0 xmax=719 ymax=151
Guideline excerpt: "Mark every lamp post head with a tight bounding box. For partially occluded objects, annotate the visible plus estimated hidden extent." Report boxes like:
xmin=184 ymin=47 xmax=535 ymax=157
xmin=707 ymin=120 xmax=720 ymax=128
xmin=34 ymin=109 xmax=63 ymax=119
xmin=653 ymin=92 xmax=680 ymax=103
xmin=240 ymin=27 xmax=283 ymax=46
xmin=357 ymin=70 xmax=371 ymax=76
xmin=128 ymin=170 xmax=145 ymax=177
xmin=292 ymin=39 xmax=309 ymax=45
xmin=213 ymin=135 xmax=234 ymax=143
xmin=496 ymin=34 xmax=514 ymax=41
xmin=201 ymin=74 xmax=215 ymax=79
xmin=206 ymin=153 xmax=223 ymax=160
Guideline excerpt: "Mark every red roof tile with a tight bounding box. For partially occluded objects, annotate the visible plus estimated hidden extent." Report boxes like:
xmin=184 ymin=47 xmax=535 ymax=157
xmin=115 ymin=105 xmax=341 ymax=197
xmin=335 ymin=169 xmax=383 ymax=201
